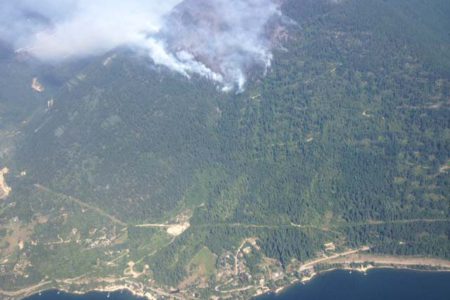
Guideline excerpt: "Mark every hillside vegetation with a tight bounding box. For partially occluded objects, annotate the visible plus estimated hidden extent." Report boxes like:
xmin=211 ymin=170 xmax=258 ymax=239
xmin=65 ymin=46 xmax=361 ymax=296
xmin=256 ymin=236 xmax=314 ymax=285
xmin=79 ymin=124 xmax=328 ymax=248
xmin=0 ymin=0 xmax=449 ymax=298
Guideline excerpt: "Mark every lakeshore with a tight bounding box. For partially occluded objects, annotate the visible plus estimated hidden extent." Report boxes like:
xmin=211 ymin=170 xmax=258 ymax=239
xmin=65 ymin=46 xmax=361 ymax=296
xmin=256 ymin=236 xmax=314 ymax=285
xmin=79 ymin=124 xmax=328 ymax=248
xmin=21 ymin=268 xmax=450 ymax=300
xmin=10 ymin=253 xmax=450 ymax=300
xmin=262 ymin=253 xmax=450 ymax=297
xmin=255 ymin=269 xmax=450 ymax=300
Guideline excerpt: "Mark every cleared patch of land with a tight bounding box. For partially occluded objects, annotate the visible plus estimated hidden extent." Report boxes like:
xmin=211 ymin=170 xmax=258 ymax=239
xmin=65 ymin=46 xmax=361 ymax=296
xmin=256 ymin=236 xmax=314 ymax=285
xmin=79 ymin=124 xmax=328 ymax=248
xmin=0 ymin=219 xmax=34 ymax=258
xmin=166 ymin=222 xmax=190 ymax=236
xmin=179 ymin=247 xmax=217 ymax=289
xmin=0 ymin=167 xmax=11 ymax=199
xmin=134 ymin=222 xmax=190 ymax=236
xmin=31 ymin=78 xmax=45 ymax=92
xmin=135 ymin=210 xmax=192 ymax=236
xmin=103 ymin=54 xmax=117 ymax=66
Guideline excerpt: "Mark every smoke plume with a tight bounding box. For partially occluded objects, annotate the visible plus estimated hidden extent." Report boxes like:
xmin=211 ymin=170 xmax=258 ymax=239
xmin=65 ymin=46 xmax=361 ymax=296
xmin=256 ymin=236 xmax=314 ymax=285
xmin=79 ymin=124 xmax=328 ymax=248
xmin=0 ymin=0 xmax=286 ymax=91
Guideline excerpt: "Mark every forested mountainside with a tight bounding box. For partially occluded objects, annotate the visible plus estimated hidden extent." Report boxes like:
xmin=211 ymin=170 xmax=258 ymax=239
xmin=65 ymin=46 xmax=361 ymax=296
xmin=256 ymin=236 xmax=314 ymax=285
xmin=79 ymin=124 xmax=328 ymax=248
xmin=0 ymin=0 xmax=449 ymax=299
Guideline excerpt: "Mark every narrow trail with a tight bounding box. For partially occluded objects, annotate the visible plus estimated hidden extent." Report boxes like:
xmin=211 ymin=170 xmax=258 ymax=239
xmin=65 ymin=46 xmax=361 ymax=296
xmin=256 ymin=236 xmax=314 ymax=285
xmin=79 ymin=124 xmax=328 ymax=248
xmin=219 ymin=285 xmax=254 ymax=294
xmin=191 ymin=223 xmax=334 ymax=233
xmin=135 ymin=224 xmax=170 ymax=228
xmin=342 ymin=218 xmax=450 ymax=227
xmin=187 ymin=218 xmax=450 ymax=233
xmin=31 ymin=184 xmax=450 ymax=235
xmin=0 ymin=281 xmax=51 ymax=297
xmin=290 ymin=222 xmax=341 ymax=234
xmin=34 ymin=184 xmax=127 ymax=227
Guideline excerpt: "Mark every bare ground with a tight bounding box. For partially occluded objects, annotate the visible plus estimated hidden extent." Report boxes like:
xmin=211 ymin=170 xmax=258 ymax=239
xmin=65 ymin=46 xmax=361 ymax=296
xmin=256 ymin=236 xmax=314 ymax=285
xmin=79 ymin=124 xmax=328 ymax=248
xmin=31 ymin=78 xmax=45 ymax=92
xmin=0 ymin=167 xmax=11 ymax=199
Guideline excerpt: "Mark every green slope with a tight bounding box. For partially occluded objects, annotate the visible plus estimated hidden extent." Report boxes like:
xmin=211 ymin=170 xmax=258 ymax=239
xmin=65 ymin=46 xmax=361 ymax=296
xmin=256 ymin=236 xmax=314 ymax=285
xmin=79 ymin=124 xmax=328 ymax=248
xmin=0 ymin=0 xmax=449 ymax=297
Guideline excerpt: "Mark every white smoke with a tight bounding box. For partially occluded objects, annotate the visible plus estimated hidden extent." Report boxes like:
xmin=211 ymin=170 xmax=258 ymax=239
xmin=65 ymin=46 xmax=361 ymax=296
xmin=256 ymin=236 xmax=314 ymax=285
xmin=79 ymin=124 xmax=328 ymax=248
xmin=0 ymin=0 xmax=285 ymax=91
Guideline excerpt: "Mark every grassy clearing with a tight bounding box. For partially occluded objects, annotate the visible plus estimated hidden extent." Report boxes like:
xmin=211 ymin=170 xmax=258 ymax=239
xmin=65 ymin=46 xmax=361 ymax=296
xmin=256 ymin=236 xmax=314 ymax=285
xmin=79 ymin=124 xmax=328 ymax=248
xmin=190 ymin=247 xmax=217 ymax=278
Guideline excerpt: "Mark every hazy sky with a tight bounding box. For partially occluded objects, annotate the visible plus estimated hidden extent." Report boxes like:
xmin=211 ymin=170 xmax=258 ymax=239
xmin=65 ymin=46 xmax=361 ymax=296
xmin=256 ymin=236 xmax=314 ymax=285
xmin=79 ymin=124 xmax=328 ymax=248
xmin=0 ymin=0 xmax=283 ymax=91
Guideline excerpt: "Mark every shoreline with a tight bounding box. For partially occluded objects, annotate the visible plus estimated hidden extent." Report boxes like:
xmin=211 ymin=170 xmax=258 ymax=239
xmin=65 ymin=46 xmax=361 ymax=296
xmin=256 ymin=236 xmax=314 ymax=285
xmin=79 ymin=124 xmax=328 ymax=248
xmin=260 ymin=266 xmax=450 ymax=299
xmin=10 ymin=255 xmax=450 ymax=300
xmin=268 ymin=261 xmax=450 ymax=297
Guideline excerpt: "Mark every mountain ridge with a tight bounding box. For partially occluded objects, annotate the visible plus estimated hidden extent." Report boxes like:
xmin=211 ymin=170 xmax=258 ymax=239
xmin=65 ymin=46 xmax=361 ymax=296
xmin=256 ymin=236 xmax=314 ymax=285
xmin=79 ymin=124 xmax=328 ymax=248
xmin=0 ymin=0 xmax=449 ymax=299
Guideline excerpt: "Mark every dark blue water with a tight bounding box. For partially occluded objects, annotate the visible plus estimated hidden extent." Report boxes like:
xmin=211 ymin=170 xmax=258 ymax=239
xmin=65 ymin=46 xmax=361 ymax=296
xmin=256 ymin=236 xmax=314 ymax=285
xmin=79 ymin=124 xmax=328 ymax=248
xmin=25 ymin=269 xmax=450 ymax=300
xmin=256 ymin=269 xmax=450 ymax=300
xmin=24 ymin=290 xmax=146 ymax=300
